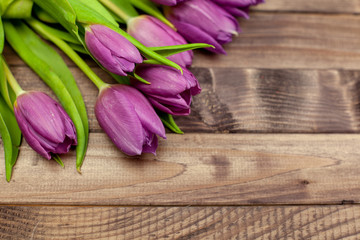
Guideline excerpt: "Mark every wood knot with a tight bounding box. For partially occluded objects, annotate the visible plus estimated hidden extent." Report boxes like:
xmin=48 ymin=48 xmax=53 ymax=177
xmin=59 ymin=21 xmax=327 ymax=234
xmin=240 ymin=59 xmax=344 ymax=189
xmin=300 ymin=180 xmax=310 ymax=185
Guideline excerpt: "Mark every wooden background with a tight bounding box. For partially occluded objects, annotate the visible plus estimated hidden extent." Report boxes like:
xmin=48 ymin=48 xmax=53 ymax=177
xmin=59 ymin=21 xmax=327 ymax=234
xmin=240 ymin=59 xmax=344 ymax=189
xmin=1 ymin=0 xmax=360 ymax=239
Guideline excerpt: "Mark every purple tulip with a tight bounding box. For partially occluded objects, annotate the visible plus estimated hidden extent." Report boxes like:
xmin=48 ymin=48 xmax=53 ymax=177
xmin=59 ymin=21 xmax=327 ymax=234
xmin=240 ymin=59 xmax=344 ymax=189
xmin=85 ymin=25 xmax=143 ymax=76
xmin=95 ymin=85 xmax=166 ymax=156
xmin=151 ymin=0 xmax=187 ymax=6
xmin=132 ymin=65 xmax=201 ymax=115
xmin=165 ymin=0 xmax=239 ymax=54
xmin=127 ymin=15 xmax=193 ymax=67
xmin=14 ymin=91 xmax=77 ymax=160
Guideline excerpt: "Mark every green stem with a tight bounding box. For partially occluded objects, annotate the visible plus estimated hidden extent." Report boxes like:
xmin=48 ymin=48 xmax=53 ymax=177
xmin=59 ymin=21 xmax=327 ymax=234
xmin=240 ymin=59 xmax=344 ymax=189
xmin=2 ymin=58 xmax=24 ymax=97
xmin=98 ymin=0 xmax=132 ymax=23
xmin=26 ymin=18 xmax=108 ymax=91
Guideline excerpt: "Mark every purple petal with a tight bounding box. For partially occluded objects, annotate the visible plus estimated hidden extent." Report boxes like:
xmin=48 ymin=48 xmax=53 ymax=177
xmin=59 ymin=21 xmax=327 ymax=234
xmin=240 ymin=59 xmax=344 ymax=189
xmin=16 ymin=92 xmax=65 ymax=143
xmin=142 ymin=132 xmax=158 ymax=155
xmin=95 ymin=86 xmax=145 ymax=155
xmin=14 ymin=105 xmax=51 ymax=159
xmin=127 ymin=15 xmax=193 ymax=67
xmin=223 ymin=6 xmax=249 ymax=18
xmin=134 ymin=65 xmax=188 ymax=96
xmin=85 ymin=32 xmax=127 ymax=76
xmin=122 ymin=86 xmax=166 ymax=139
xmin=169 ymin=19 xmax=226 ymax=54
xmin=90 ymin=25 xmax=142 ymax=64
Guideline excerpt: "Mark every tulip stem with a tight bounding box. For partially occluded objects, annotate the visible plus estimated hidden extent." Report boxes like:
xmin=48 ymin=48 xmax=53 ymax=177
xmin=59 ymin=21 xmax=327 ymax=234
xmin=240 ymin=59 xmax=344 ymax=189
xmin=98 ymin=0 xmax=133 ymax=23
xmin=26 ymin=18 xmax=108 ymax=91
xmin=2 ymin=57 xmax=24 ymax=97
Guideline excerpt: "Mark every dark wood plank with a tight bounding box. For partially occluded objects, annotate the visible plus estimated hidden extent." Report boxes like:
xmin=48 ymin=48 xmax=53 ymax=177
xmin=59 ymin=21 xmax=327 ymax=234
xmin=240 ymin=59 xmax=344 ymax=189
xmin=10 ymin=65 xmax=360 ymax=133
xmin=1 ymin=133 xmax=360 ymax=205
xmin=254 ymin=0 xmax=360 ymax=14
xmin=1 ymin=205 xmax=359 ymax=239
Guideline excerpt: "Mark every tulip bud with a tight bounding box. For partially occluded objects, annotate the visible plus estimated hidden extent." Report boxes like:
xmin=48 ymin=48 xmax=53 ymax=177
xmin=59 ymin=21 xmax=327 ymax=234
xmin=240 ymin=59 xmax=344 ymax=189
xmin=166 ymin=0 xmax=239 ymax=54
xmin=127 ymin=15 xmax=193 ymax=67
xmin=151 ymin=0 xmax=187 ymax=6
xmin=85 ymin=25 xmax=143 ymax=76
xmin=14 ymin=91 xmax=77 ymax=160
xmin=95 ymin=85 xmax=166 ymax=156
xmin=132 ymin=65 xmax=201 ymax=115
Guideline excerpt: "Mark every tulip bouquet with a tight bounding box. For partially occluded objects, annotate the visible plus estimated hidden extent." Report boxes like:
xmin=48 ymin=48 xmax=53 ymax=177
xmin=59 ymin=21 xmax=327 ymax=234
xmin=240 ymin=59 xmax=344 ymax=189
xmin=0 ymin=0 xmax=263 ymax=181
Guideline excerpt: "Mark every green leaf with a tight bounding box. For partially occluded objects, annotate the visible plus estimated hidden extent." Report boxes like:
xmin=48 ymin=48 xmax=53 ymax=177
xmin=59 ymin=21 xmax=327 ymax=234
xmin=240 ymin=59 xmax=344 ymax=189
xmin=0 ymin=95 xmax=21 ymax=182
xmin=98 ymin=0 xmax=138 ymax=22
xmin=33 ymin=5 xmax=57 ymax=23
xmin=2 ymin=0 xmax=33 ymax=19
xmin=110 ymin=73 xmax=130 ymax=85
xmin=69 ymin=42 xmax=87 ymax=54
xmin=0 ymin=17 xmax=3 ymax=53
xmin=0 ymin=56 xmax=12 ymax=109
xmin=129 ymin=0 xmax=174 ymax=29
xmin=0 ymin=1 xmax=15 ymax=15
xmin=132 ymin=73 xmax=150 ymax=84
xmin=67 ymin=0 xmax=117 ymax=26
xmin=29 ymin=19 xmax=80 ymax=44
xmin=149 ymin=43 xmax=214 ymax=57
xmin=4 ymin=20 xmax=88 ymax=171
xmin=33 ymin=0 xmax=78 ymax=36
xmin=53 ymin=154 xmax=65 ymax=168
xmin=157 ymin=111 xmax=183 ymax=134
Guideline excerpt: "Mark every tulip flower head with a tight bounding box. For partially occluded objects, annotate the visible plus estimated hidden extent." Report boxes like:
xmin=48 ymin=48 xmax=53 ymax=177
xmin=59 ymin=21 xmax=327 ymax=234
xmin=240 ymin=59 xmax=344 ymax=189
xmin=132 ymin=65 xmax=201 ymax=115
xmin=14 ymin=91 xmax=77 ymax=160
xmin=85 ymin=25 xmax=143 ymax=76
xmin=95 ymin=85 xmax=166 ymax=156
xmin=127 ymin=15 xmax=193 ymax=67
xmin=166 ymin=0 xmax=239 ymax=54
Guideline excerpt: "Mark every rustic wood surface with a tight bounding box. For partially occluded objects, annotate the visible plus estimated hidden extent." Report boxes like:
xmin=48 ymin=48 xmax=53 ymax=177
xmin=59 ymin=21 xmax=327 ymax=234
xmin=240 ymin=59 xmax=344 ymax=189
xmin=1 ymin=206 xmax=359 ymax=239
xmin=1 ymin=0 xmax=360 ymax=239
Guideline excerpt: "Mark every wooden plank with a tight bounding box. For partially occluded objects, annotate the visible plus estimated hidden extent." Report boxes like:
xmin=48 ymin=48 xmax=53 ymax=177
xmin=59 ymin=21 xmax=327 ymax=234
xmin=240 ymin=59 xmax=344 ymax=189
xmin=193 ymin=13 xmax=360 ymax=69
xmin=1 ymin=205 xmax=359 ymax=239
xmin=1 ymin=133 xmax=360 ymax=205
xmin=4 ymin=13 xmax=360 ymax=70
xmin=254 ymin=0 xmax=360 ymax=14
xmin=10 ymin=65 xmax=360 ymax=133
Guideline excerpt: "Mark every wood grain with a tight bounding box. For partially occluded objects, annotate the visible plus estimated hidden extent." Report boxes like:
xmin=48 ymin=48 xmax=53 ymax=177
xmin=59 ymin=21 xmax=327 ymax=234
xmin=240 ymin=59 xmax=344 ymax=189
xmin=193 ymin=13 xmax=360 ymax=69
xmin=0 ymin=133 xmax=360 ymax=205
xmin=9 ymin=65 xmax=360 ymax=133
xmin=254 ymin=0 xmax=360 ymax=14
xmin=0 ymin=205 xmax=359 ymax=239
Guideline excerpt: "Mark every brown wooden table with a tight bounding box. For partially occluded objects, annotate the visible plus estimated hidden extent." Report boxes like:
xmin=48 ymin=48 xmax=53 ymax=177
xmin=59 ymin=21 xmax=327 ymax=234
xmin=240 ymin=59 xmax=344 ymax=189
xmin=1 ymin=0 xmax=360 ymax=239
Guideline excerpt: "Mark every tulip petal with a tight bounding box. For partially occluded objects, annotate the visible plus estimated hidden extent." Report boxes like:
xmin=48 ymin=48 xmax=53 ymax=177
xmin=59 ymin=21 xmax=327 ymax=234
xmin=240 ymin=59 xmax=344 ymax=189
xmin=169 ymin=19 xmax=226 ymax=54
xmin=128 ymin=16 xmax=192 ymax=67
xmin=14 ymin=106 xmax=51 ymax=159
xmin=85 ymin=32 xmax=127 ymax=76
xmin=223 ymin=6 xmax=249 ymax=18
xmin=123 ymin=86 xmax=166 ymax=139
xmin=16 ymin=92 xmax=65 ymax=144
xmin=134 ymin=65 xmax=187 ymax=96
xmin=90 ymin=25 xmax=142 ymax=64
xmin=142 ymin=132 xmax=158 ymax=155
xmin=95 ymin=86 xmax=145 ymax=155
xmin=149 ymin=98 xmax=191 ymax=116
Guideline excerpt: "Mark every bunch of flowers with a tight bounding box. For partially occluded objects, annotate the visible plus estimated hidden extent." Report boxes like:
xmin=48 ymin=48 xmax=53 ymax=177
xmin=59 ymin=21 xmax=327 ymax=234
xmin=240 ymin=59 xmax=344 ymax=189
xmin=0 ymin=0 xmax=263 ymax=181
